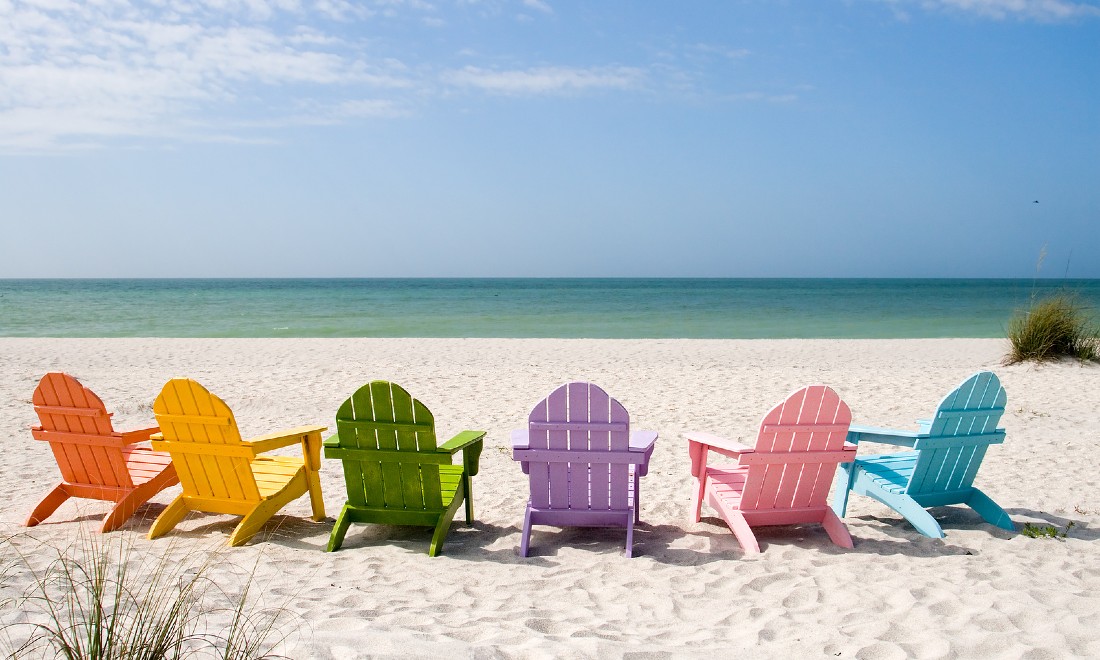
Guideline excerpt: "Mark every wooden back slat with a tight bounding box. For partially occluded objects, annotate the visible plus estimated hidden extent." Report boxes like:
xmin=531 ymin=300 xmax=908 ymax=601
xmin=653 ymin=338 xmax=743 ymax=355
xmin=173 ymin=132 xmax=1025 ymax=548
xmin=737 ymin=385 xmax=852 ymax=512
xmin=333 ymin=381 xmax=441 ymax=512
xmin=32 ymin=372 xmax=133 ymax=490
xmin=153 ymin=379 xmax=260 ymax=503
xmin=908 ymin=372 xmax=1007 ymax=496
xmin=525 ymin=382 xmax=633 ymax=514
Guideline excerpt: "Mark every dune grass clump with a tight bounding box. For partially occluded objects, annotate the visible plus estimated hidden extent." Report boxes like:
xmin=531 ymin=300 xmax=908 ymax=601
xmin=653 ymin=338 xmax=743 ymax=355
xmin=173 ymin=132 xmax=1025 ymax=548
xmin=1005 ymin=294 xmax=1100 ymax=364
xmin=1021 ymin=521 xmax=1075 ymax=539
xmin=1 ymin=532 xmax=298 ymax=660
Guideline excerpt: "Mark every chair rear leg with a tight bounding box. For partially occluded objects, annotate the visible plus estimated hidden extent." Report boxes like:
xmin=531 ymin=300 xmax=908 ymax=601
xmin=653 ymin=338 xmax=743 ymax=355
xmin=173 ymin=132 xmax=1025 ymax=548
xmin=148 ymin=495 xmax=190 ymax=540
xmin=326 ymin=504 xmax=353 ymax=552
xmin=429 ymin=482 xmax=466 ymax=557
xmin=876 ymin=490 xmax=945 ymax=539
xmin=967 ymin=488 xmax=1014 ymax=531
xmin=102 ymin=468 xmax=177 ymax=533
xmin=519 ymin=505 xmax=533 ymax=557
xmin=624 ymin=510 xmax=635 ymax=558
xmin=26 ymin=484 xmax=70 ymax=527
xmin=724 ymin=511 xmax=761 ymax=554
xmin=102 ymin=489 xmax=144 ymax=533
xmin=821 ymin=507 xmax=855 ymax=549
xmin=634 ymin=472 xmax=641 ymax=524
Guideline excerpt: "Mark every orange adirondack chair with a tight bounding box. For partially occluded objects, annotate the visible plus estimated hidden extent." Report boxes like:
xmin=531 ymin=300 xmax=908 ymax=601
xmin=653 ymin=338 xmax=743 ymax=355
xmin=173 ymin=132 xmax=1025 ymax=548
xmin=686 ymin=385 xmax=856 ymax=553
xmin=26 ymin=372 xmax=179 ymax=532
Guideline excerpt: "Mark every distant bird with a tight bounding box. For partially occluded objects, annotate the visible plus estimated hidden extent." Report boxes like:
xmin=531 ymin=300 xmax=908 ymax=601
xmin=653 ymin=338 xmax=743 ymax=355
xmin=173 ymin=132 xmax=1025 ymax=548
xmin=1033 ymin=200 xmax=1039 ymax=203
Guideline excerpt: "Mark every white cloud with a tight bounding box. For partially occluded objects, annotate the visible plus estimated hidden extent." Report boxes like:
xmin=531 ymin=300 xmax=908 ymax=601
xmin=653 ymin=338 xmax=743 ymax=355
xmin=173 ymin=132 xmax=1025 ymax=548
xmin=522 ymin=0 xmax=552 ymax=14
xmin=881 ymin=0 xmax=1100 ymax=20
xmin=443 ymin=65 xmax=645 ymax=95
xmin=0 ymin=0 xmax=416 ymax=150
xmin=692 ymin=44 xmax=751 ymax=59
xmin=0 ymin=0 xmax=700 ymax=151
xmin=728 ymin=91 xmax=798 ymax=103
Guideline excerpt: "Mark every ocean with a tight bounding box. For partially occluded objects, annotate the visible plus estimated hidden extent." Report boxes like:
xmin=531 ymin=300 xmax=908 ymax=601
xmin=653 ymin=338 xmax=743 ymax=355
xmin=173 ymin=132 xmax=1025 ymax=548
xmin=1 ymin=278 xmax=1097 ymax=338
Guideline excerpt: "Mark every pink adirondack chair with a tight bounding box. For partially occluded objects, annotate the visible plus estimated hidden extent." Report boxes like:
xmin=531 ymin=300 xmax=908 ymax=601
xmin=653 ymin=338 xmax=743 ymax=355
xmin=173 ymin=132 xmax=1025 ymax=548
xmin=26 ymin=372 xmax=179 ymax=532
xmin=511 ymin=382 xmax=657 ymax=557
xmin=686 ymin=385 xmax=856 ymax=553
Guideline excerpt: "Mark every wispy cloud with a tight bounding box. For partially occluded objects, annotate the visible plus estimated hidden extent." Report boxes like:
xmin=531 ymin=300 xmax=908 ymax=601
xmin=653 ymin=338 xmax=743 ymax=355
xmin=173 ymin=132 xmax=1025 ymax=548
xmin=0 ymin=0 xmax=413 ymax=150
xmin=522 ymin=0 xmax=553 ymax=14
xmin=879 ymin=0 xmax=1100 ymax=21
xmin=443 ymin=65 xmax=645 ymax=95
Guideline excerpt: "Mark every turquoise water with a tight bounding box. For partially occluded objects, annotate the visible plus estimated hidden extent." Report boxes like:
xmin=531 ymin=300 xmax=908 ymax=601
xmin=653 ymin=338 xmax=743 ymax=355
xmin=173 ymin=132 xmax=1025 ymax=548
xmin=1 ymin=279 xmax=1098 ymax=338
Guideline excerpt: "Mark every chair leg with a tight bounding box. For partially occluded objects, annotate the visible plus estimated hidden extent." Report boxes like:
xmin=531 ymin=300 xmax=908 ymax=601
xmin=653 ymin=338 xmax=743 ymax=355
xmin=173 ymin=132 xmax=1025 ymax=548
xmin=723 ymin=511 xmax=761 ymax=554
xmin=624 ymin=510 xmax=635 ymax=558
xmin=102 ymin=468 xmax=178 ymax=533
xmin=148 ymin=495 xmax=190 ymax=540
xmin=326 ymin=504 xmax=353 ymax=552
xmin=634 ymin=472 xmax=641 ymax=524
xmin=875 ymin=490 xmax=945 ymax=539
xmin=691 ymin=475 xmax=706 ymax=523
xmin=26 ymin=484 xmax=70 ymax=527
xmin=967 ymin=488 xmax=1014 ymax=531
xmin=101 ymin=488 xmax=145 ymax=533
xmin=519 ymin=505 xmax=533 ymax=557
xmin=463 ymin=474 xmax=474 ymax=525
xmin=831 ymin=461 xmax=856 ymax=518
xmin=428 ymin=483 xmax=466 ymax=557
xmin=305 ymin=470 xmax=326 ymax=522
xmin=821 ymin=507 xmax=855 ymax=549
xmin=230 ymin=496 xmax=290 ymax=547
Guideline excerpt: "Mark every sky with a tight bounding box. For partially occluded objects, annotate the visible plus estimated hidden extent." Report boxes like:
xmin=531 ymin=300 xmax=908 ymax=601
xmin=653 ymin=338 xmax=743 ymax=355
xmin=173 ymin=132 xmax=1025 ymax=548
xmin=1 ymin=0 xmax=1098 ymax=278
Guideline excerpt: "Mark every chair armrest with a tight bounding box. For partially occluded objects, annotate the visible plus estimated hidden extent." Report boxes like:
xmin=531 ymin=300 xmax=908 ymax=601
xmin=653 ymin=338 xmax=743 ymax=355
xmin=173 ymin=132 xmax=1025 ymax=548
xmin=248 ymin=425 xmax=328 ymax=454
xmin=630 ymin=430 xmax=658 ymax=452
xmin=847 ymin=424 xmax=922 ymax=448
xmin=438 ymin=430 xmax=486 ymax=453
xmin=686 ymin=431 xmax=751 ymax=478
xmin=630 ymin=430 xmax=658 ymax=476
xmin=510 ymin=429 xmax=531 ymax=474
xmin=685 ymin=431 xmax=754 ymax=456
xmin=120 ymin=427 xmax=160 ymax=444
xmin=438 ymin=430 xmax=486 ymax=477
xmin=510 ymin=428 xmax=529 ymax=450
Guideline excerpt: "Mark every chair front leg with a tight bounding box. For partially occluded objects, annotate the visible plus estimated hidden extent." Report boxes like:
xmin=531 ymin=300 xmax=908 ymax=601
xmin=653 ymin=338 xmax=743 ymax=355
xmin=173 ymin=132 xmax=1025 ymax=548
xmin=301 ymin=431 xmax=326 ymax=520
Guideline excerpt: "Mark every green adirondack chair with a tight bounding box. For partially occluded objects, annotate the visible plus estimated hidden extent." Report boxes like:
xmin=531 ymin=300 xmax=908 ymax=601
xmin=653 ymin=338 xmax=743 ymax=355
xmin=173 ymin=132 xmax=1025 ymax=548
xmin=323 ymin=381 xmax=485 ymax=556
xmin=832 ymin=371 xmax=1014 ymax=538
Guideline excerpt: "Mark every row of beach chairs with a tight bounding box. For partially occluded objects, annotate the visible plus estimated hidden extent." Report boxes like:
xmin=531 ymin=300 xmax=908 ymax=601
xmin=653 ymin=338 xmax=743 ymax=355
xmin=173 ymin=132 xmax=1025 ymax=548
xmin=25 ymin=371 xmax=1013 ymax=556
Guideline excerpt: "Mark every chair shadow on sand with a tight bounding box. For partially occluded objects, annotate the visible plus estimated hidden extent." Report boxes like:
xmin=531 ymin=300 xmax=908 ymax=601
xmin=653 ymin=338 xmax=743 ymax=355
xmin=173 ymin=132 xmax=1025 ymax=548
xmin=1004 ymin=507 xmax=1097 ymax=541
xmin=246 ymin=503 xmax=1098 ymax=561
xmin=25 ymin=504 xmax=1093 ymax=562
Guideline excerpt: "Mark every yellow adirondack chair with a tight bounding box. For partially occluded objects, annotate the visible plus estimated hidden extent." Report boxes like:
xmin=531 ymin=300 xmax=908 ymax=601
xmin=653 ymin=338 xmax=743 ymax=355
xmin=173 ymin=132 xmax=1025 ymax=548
xmin=148 ymin=378 xmax=326 ymax=546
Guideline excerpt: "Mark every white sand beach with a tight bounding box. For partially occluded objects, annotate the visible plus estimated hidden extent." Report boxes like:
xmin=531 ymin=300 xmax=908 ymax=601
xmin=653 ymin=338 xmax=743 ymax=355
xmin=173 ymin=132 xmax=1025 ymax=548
xmin=1 ymin=338 xmax=1097 ymax=658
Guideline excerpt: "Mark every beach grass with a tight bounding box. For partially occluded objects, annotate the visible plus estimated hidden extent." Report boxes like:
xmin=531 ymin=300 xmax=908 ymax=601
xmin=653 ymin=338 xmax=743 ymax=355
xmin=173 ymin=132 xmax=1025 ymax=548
xmin=1 ymin=530 xmax=297 ymax=659
xmin=1004 ymin=293 xmax=1099 ymax=364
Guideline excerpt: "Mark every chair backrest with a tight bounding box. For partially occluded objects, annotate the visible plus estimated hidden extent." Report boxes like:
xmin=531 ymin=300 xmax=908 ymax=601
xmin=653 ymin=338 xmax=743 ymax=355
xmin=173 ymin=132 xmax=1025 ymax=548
xmin=737 ymin=385 xmax=852 ymax=511
xmin=332 ymin=381 xmax=444 ymax=512
xmin=31 ymin=372 xmax=134 ymax=489
xmin=152 ymin=379 xmax=261 ymax=503
xmin=907 ymin=371 xmax=1006 ymax=496
xmin=525 ymin=382 xmax=633 ymax=513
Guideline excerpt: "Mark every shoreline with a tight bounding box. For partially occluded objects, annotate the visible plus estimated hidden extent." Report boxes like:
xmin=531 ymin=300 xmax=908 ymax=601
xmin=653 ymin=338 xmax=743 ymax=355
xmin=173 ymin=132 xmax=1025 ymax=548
xmin=2 ymin=338 xmax=1098 ymax=657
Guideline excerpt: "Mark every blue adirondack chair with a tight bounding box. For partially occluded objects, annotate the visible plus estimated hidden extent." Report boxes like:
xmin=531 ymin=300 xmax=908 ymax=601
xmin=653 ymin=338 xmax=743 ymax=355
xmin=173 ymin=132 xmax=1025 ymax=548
xmin=832 ymin=371 xmax=1014 ymax=538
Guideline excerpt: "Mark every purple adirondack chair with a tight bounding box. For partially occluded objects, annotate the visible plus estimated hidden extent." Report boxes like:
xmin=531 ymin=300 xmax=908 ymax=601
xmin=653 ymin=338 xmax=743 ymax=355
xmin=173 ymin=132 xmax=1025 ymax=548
xmin=511 ymin=382 xmax=658 ymax=557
